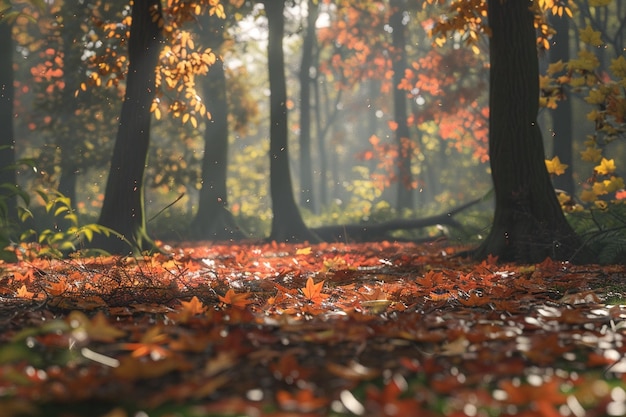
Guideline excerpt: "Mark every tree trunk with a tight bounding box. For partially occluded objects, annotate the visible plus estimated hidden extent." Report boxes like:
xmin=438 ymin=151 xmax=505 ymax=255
xmin=57 ymin=164 xmax=78 ymax=206
xmin=56 ymin=0 xmax=84 ymax=216
xmin=298 ymin=0 xmax=318 ymax=212
xmin=313 ymin=68 xmax=327 ymax=209
xmin=548 ymin=13 xmax=575 ymax=195
xmin=95 ymin=0 xmax=162 ymax=254
xmin=263 ymin=0 xmax=319 ymax=243
xmin=189 ymin=52 xmax=243 ymax=240
xmin=390 ymin=0 xmax=413 ymax=211
xmin=0 ymin=20 xmax=17 ymax=223
xmin=474 ymin=0 xmax=588 ymax=263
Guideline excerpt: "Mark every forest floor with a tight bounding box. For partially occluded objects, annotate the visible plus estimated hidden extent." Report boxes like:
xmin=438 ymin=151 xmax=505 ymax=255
xmin=1 ymin=240 xmax=626 ymax=417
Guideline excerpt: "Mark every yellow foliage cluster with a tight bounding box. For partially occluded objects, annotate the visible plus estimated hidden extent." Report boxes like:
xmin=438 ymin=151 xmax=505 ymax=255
xmin=423 ymin=0 xmax=488 ymax=48
xmin=424 ymin=0 xmax=624 ymax=207
xmin=539 ymin=0 xmax=625 ymax=208
xmin=151 ymin=1 xmax=228 ymax=126
xmin=154 ymin=33 xmax=216 ymax=126
xmin=78 ymin=0 xmax=231 ymax=128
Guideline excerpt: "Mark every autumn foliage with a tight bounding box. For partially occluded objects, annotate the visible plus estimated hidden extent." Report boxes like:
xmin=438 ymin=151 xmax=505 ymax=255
xmin=2 ymin=241 xmax=626 ymax=416
xmin=2 ymin=0 xmax=626 ymax=413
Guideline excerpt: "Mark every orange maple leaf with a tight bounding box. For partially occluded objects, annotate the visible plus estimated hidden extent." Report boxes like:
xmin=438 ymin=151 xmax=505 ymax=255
xmin=218 ymin=289 xmax=252 ymax=309
xmin=168 ymin=296 xmax=207 ymax=323
xmin=15 ymin=284 xmax=35 ymax=299
xmin=180 ymin=296 xmax=207 ymax=315
xmin=47 ymin=277 xmax=70 ymax=296
xmin=301 ymin=277 xmax=330 ymax=304
xmin=122 ymin=326 xmax=170 ymax=360
xmin=13 ymin=270 xmax=35 ymax=282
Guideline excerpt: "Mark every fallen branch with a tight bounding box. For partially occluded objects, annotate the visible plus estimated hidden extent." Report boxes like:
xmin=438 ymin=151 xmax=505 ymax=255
xmin=312 ymin=197 xmax=482 ymax=242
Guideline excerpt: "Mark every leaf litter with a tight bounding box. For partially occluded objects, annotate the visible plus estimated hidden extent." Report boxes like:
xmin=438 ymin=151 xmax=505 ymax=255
xmin=0 ymin=241 xmax=626 ymax=416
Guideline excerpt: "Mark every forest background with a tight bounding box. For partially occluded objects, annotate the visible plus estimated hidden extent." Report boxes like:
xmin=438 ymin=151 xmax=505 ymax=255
xmin=0 ymin=0 xmax=625 ymax=261
xmin=2 ymin=1 xmax=626 ymax=416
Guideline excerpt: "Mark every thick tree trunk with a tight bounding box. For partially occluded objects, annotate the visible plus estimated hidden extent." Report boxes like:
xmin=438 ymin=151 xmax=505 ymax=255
xmin=95 ymin=0 xmax=162 ymax=254
xmin=298 ymin=0 xmax=318 ymax=212
xmin=263 ymin=0 xmax=319 ymax=243
xmin=548 ymin=13 xmax=575 ymax=195
xmin=189 ymin=13 xmax=242 ymax=241
xmin=56 ymin=0 xmax=84 ymax=217
xmin=474 ymin=0 xmax=588 ymax=263
xmin=390 ymin=0 xmax=413 ymax=211
xmin=0 ymin=20 xmax=17 ymax=223
xmin=189 ymin=51 xmax=243 ymax=240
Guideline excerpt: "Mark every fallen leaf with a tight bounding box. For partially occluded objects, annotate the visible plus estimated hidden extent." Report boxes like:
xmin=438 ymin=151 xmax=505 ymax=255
xmin=296 ymin=247 xmax=312 ymax=255
xmin=121 ymin=326 xmax=170 ymax=360
xmin=15 ymin=284 xmax=35 ymax=299
xmin=114 ymin=354 xmax=191 ymax=380
xmin=218 ymin=289 xmax=253 ymax=309
xmin=68 ymin=311 xmax=126 ymax=343
xmin=301 ymin=277 xmax=329 ymax=304
xmin=276 ymin=388 xmax=328 ymax=412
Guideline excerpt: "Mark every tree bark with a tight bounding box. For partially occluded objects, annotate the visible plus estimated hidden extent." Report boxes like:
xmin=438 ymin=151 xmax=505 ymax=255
xmin=0 ymin=20 xmax=17 ymax=223
xmin=548 ymin=13 xmax=575 ymax=195
xmin=263 ymin=0 xmax=319 ymax=243
xmin=95 ymin=0 xmax=162 ymax=254
xmin=474 ymin=0 xmax=588 ymax=263
xmin=298 ymin=0 xmax=318 ymax=212
xmin=56 ymin=0 xmax=85 ymax=218
xmin=188 ymin=13 xmax=243 ymax=241
xmin=390 ymin=0 xmax=414 ymax=211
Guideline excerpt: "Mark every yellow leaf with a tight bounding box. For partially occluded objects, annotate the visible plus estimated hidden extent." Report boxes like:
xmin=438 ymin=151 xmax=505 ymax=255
xmin=564 ymin=6 xmax=573 ymax=17
xmin=546 ymin=60 xmax=565 ymax=75
xmin=603 ymin=176 xmax=625 ymax=193
xmin=568 ymin=50 xmax=600 ymax=72
xmin=594 ymin=158 xmax=616 ymax=175
xmin=580 ymin=189 xmax=596 ymax=203
xmin=592 ymin=181 xmax=608 ymax=196
xmin=545 ymin=156 xmax=568 ymax=176
xmin=609 ymin=56 xmax=626 ymax=78
xmin=569 ymin=76 xmax=586 ymax=87
xmin=16 ymin=284 xmax=34 ymax=299
xmin=585 ymin=89 xmax=606 ymax=105
xmin=579 ymin=25 xmax=603 ymax=47
xmin=580 ymin=146 xmax=602 ymax=162
xmin=296 ymin=247 xmax=312 ymax=255
xmin=586 ymin=109 xmax=601 ymax=121
xmin=594 ymin=200 xmax=608 ymax=210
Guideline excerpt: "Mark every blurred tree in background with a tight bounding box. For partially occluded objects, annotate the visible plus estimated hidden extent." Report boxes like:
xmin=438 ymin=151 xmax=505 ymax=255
xmin=0 ymin=0 xmax=624 ymax=262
